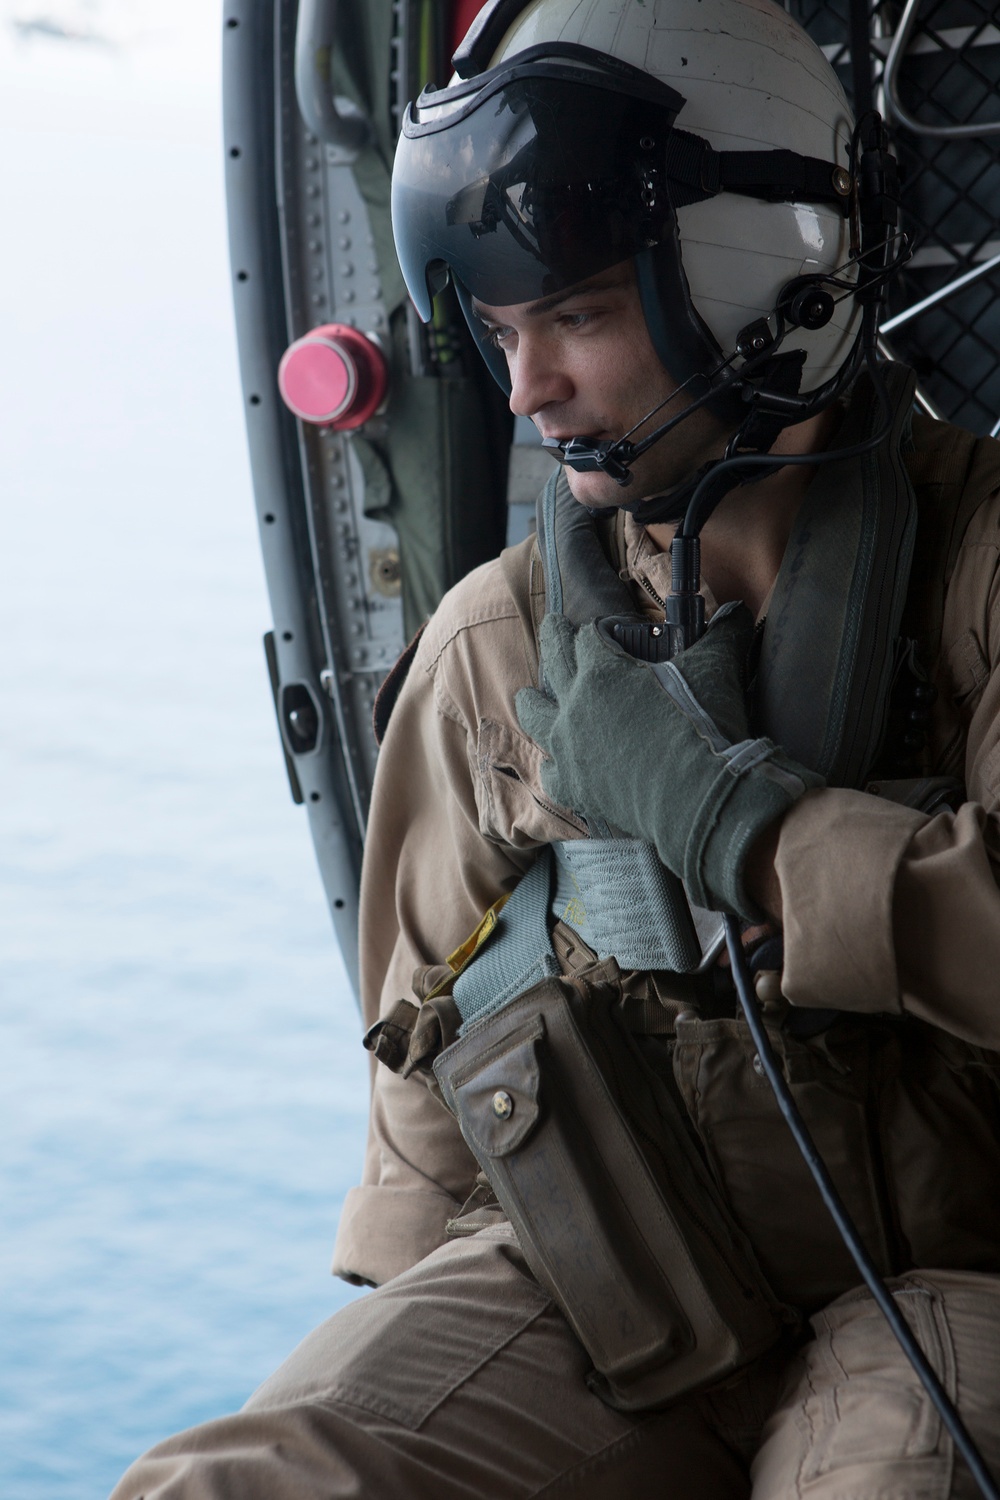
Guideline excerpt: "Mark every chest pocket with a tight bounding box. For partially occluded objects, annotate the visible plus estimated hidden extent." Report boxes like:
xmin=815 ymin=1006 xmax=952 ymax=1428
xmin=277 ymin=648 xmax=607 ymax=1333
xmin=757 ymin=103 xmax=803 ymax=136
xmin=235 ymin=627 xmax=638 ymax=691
xmin=475 ymin=717 xmax=587 ymax=850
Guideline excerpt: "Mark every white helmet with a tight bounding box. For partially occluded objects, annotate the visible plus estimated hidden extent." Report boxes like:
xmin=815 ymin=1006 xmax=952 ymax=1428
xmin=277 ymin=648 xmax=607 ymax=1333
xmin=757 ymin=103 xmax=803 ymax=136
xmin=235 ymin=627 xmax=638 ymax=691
xmin=392 ymin=0 xmax=879 ymax=460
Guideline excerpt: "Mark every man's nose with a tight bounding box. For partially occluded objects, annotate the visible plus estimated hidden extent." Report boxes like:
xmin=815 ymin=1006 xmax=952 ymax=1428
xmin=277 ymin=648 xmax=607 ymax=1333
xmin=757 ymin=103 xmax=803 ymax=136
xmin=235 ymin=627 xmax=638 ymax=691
xmin=507 ymin=335 xmax=573 ymax=419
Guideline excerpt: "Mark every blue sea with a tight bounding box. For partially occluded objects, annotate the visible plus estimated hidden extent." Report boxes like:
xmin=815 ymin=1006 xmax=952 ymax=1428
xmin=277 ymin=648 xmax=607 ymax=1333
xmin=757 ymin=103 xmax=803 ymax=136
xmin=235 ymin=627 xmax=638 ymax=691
xmin=0 ymin=16 xmax=368 ymax=1497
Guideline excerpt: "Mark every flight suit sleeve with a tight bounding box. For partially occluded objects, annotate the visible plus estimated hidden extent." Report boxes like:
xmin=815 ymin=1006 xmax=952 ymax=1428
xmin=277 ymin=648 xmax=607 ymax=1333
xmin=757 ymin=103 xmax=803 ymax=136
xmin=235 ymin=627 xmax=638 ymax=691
xmin=776 ymin=489 xmax=1000 ymax=1048
xmin=332 ymin=570 xmax=541 ymax=1286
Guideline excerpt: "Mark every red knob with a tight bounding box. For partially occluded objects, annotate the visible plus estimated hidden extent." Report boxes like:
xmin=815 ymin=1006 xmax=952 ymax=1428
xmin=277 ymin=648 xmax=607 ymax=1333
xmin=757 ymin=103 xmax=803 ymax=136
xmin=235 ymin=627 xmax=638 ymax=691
xmin=277 ymin=324 xmax=389 ymax=429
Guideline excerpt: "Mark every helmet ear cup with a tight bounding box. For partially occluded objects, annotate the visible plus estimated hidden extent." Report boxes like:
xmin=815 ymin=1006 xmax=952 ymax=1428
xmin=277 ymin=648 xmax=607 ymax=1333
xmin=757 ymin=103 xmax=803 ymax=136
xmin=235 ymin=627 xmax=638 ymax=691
xmin=634 ymin=241 xmax=746 ymax=427
xmin=777 ymin=277 xmax=837 ymax=332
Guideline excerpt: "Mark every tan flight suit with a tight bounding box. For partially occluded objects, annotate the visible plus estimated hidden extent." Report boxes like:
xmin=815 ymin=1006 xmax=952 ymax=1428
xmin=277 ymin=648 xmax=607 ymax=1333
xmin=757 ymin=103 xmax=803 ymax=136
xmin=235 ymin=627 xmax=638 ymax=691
xmin=113 ymin=419 xmax=1000 ymax=1499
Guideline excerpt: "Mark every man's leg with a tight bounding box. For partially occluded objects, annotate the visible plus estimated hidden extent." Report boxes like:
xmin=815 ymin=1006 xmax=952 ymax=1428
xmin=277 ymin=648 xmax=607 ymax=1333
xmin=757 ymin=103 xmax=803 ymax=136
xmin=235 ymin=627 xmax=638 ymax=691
xmin=111 ymin=1223 xmax=757 ymax=1500
xmin=750 ymin=1270 xmax=1000 ymax=1500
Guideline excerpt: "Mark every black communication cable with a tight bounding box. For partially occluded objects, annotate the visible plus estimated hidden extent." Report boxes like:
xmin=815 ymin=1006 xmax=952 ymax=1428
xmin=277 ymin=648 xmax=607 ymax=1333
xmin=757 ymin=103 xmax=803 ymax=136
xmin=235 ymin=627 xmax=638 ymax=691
xmin=659 ymin=307 xmax=1000 ymax=1494
xmin=661 ymin=323 xmax=1000 ymax=1498
xmin=722 ymin=913 xmax=1000 ymax=1500
xmin=542 ymin=87 xmax=1000 ymax=1488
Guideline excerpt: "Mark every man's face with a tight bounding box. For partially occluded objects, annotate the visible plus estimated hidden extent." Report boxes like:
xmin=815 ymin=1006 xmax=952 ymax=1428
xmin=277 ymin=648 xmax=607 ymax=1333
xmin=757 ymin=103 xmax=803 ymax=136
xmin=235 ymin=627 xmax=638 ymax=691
xmin=471 ymin=260 xmax=731 ymax=509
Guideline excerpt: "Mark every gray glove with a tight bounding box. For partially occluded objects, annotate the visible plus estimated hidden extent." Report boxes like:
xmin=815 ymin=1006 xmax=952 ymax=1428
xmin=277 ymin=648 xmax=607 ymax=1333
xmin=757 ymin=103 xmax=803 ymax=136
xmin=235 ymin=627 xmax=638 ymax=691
xmin=515 ymin=603 xmax=824 ymax=918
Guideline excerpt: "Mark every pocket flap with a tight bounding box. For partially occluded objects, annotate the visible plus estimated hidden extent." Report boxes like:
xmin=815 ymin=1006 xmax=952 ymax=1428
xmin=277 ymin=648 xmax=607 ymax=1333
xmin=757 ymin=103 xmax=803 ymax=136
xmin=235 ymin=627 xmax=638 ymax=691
xmin=449 ymin=1016 xmax=544 ymax=1159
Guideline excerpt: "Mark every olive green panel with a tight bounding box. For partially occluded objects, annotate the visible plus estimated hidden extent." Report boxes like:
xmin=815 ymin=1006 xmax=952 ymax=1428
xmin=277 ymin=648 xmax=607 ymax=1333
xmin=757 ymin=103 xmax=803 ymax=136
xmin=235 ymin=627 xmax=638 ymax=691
xmin=357 ymin=308 xmax=511 ymax=637
xmin=327 ymin=0 xmax=512 ymax=634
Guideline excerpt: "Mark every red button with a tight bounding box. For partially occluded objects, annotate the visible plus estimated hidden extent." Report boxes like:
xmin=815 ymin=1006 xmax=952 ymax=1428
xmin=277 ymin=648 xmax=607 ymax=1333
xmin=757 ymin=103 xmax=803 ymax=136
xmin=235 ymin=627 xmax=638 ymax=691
xmin=277 ymin=324 xmax=389 ymax=428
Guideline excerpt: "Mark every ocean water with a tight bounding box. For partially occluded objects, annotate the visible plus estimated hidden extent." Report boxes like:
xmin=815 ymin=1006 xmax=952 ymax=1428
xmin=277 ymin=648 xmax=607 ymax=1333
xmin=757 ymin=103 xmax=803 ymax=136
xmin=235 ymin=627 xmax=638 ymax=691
xmin=0 ymin=15 xmax=368 ymax=1497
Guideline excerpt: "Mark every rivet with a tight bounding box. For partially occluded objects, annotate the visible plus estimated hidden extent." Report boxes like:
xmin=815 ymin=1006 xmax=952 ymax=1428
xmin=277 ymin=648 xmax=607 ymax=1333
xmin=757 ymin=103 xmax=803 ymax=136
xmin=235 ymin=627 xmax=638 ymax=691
xmin=340 ymin=263 xmax=354 ymax=277
xmin=338 ymin=210 xmax=350 ymax=223
xmin=492 ymin=1090 xmax=513 ymax=1119
xmin=339 ymin=236 xmax=352 ymax=250
xmin=752 ymin=1053 xmax=765 ymax=1077
xmin=832 ymin=166 xmax=852 ymax=196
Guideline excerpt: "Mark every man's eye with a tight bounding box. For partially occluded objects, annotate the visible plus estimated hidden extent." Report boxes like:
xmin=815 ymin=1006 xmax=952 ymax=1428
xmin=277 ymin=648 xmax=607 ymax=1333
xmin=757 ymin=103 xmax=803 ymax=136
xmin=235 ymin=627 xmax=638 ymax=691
xmin=482 ymin=325 xmax=514 ymax=350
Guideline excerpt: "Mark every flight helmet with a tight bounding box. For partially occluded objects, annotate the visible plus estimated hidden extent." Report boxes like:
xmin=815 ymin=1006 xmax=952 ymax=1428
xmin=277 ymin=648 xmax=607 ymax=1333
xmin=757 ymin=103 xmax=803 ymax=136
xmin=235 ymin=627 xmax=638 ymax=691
xmin=392 ymin=0 xmax=869 ymax=443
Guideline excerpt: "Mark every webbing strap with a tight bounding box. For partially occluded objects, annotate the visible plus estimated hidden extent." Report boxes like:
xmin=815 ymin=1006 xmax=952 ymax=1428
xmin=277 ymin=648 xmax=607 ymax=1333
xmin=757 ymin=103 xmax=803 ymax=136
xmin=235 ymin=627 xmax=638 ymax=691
xmin=452 ymin=852 xmax=560 ymax=1028
xmin=536 ymin=469 xmax=564 ymax=630
xmin=666 ymin=130 xmax=847 ymax=209
xmin=755 ymin=364 xmax=918 ymax=786
xmin=551 ymin=839 xmax=701 ymax=973
xmin=535 ymin=470 xmax=634 ymax=680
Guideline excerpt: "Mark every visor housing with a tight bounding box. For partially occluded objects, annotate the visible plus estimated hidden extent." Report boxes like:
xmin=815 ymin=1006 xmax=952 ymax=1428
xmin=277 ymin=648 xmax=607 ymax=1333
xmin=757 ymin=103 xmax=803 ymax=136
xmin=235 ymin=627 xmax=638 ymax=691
xmin=392 ymin=48 xmax=685 ymax=320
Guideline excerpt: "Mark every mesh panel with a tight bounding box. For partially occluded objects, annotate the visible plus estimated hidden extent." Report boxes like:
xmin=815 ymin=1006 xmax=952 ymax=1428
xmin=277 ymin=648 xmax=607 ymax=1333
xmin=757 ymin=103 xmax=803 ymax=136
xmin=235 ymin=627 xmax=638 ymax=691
xmin=790 ymin=0 xmax=1000 ymax=435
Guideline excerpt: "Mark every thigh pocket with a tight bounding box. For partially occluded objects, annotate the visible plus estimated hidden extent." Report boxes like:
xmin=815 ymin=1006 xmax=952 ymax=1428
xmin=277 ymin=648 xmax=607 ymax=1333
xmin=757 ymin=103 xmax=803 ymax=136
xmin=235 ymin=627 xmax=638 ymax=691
xmin=801 ymin=1381 xmax=940 ymax=1483
xmin=318 ymin=1228 xmax=552 ymax=1431
xmin=800 ymin=1288 xmax=947 ymax=1483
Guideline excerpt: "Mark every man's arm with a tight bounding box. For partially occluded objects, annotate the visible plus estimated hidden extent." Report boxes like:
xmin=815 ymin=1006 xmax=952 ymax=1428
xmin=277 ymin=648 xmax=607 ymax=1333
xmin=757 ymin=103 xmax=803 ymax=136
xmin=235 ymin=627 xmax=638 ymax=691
xmin=759 ymin=487 xmax=1000 ymax=1047
xmin=334 ymin=558 xmax=546 ymax=1286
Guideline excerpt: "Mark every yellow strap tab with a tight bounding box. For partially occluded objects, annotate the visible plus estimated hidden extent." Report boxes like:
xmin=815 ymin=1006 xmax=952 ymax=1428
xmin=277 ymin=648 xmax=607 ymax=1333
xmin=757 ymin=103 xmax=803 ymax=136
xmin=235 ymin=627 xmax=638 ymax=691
xmin=424 ymin=893 xmax=510 ymax=1001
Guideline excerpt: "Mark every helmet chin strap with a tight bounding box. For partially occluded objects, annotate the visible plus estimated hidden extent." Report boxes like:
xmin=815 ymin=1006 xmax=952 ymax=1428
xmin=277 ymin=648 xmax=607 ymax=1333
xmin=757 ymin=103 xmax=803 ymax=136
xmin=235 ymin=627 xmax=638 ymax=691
xmin=541 ymin=336 xmax=816 ymax=525
xmin=628 ymin=349 xmax=811 ymax=525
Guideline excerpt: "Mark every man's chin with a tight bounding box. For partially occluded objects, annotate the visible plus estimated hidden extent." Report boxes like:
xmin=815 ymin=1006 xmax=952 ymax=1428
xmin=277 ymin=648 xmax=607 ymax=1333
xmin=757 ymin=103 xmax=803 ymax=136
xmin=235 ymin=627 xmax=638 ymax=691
xmin=562 ymin=463 xmax=686 ymax=515
xmin=562 ymin=466 xmax=631 ymax=510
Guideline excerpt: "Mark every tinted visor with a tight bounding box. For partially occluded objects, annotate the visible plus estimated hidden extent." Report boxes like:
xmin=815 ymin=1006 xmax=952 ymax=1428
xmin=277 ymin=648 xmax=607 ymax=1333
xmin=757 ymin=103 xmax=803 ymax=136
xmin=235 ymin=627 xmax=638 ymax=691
xmin=392 ymin=51 xmax=685 ymax=319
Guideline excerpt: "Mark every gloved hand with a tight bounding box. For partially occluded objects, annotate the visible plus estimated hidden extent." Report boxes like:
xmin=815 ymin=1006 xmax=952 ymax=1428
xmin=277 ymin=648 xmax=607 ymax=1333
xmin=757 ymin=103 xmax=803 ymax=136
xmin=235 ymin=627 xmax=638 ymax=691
xmin=515 ymin=602 xmax=824 ymax=918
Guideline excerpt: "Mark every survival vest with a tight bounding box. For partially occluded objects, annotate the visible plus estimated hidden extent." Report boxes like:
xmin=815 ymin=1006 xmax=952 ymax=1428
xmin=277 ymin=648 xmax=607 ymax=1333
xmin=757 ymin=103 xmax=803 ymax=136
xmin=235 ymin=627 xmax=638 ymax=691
xmin=371 ymin=366 xmax=1000 ymax=1406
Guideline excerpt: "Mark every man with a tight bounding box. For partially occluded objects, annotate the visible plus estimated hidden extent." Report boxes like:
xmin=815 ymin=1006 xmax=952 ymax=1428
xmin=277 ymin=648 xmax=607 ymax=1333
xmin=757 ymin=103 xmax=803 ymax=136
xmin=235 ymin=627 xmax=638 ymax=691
xmin=114 ymin=1 xmax=1000 ymax=1495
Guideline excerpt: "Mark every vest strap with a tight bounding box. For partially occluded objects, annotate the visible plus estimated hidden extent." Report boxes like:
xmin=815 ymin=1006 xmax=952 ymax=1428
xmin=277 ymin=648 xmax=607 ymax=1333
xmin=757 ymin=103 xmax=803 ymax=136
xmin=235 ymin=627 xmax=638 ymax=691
xmin=755 ymin=364 xmax=918 ymax=786
xmin=452 ymin=852 xmax=560 ymax=1027
xmin=551 ymin=838 xmax=702 ymax=973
